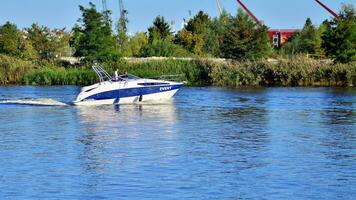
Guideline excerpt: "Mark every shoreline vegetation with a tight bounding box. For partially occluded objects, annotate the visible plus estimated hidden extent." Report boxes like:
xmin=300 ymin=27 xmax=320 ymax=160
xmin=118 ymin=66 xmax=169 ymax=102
xmin=0 ymin=2 xmax=355 ymax=87
xmin=0 ymin=54 xmax=355 ymax=87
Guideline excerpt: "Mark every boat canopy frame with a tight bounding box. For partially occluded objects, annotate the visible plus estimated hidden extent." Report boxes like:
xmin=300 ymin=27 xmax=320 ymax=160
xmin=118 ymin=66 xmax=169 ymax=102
xmin=92 ymin=62 xmax=112 ymax=83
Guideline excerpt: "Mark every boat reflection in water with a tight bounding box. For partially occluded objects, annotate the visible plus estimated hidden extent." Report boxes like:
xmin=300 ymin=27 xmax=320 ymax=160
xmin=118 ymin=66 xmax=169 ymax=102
xmin=74 ymin=101 xmax=179 ymax=177
xmin=76 ymin=100 xmax=178 ymax=133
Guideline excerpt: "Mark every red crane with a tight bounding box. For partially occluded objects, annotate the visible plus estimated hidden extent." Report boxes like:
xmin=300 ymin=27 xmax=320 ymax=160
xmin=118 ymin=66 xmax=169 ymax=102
xmin=234 ymin=0 xmax=299 ymax=48
xmin=314 ymin=0 xmax=340 ymax=19
xmin=235 ymin=0 xmax=260 ymax=24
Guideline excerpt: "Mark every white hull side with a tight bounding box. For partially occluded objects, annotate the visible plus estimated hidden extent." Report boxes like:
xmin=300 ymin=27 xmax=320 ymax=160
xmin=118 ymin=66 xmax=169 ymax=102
xmin=74 ymin=89 xmax=179 ymax=106
xmin=73 ymin=98 xmax=116 ymax=106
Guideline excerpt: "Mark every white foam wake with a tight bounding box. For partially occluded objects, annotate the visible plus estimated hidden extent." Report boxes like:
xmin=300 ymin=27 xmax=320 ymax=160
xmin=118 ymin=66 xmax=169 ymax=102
xmin=0 ymin=98 xmax=67 ymax=106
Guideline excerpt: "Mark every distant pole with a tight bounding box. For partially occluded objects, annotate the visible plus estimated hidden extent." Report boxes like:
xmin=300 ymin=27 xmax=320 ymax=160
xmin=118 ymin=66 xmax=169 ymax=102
xmin=171 ymin=20 xmax=176 ymax=32
xmin=215 ymin=0 xmax=223 ymax=15
xmin=102 ymin=0 xmax=108 ymax=12
xmin=102 ymin=0 xmax=109 ymax=22
xmin=119 ymin=0 xmax=124 ymax=17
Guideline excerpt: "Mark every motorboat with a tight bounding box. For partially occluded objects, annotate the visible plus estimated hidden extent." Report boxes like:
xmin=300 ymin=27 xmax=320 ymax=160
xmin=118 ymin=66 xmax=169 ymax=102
xmin=73 ymin=63 xmax=184 ymax=105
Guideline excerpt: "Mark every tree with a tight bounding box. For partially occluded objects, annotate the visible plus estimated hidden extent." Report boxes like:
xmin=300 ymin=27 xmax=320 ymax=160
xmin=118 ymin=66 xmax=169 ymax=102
xmin=127 ymin=32 xmax=148 ymax=57
xmin=26 ymin=24 xmax=58 ymax=59
xmin=220 ymin=9 xmax=272 ymax=60
xmin=50 ymin=28 xmax=72 ymax=57
xmin=175 ymin=29 xmax=205 ymax=56
xmin=204 ymin=11 xmax=231 ymax=57
xmin=175 ymin=31 xmax=194 ymax=52
xmin=73 ymin=2 xmax=118 ymax=61
xmin=185 ymin=11 xmax=210 ymax=35
xmin=17 ymin=35 xmax=38 ymax=60
xmin=140 ymin=39 xmax=190 ymax=57
xmin=322 ymin=4 xmax=356 ymax=63
xmin=27 ymin=24 xmax=71 ymax=59
xmin=148 ymin=16 xmax=172 ymax=42
xmin=0 ymin=22 xmax=38 ymax=60
xmin=69 ymin=24 xmax=83 ymax=54
xmin=175 ymin=11 xmax=212 ymax=56
xmin=283 ymin=18 xmax=324 ymax=55
xmin=143 ymin=15 xmax=189 ymax=57
xmin=117 ymin=9 xmax=129 ymax=47
xmin=299 ymin=18 xmax=322 ymax=54
xmin=0 ymin=22 xmax=21 ymax=56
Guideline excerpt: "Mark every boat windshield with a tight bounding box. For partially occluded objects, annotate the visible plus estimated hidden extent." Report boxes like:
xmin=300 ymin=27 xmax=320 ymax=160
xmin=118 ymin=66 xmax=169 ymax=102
xmin=92 ymin=62 xmax=141 ymax=82
xmin=118 ymin=74 xmax=141 ymax=80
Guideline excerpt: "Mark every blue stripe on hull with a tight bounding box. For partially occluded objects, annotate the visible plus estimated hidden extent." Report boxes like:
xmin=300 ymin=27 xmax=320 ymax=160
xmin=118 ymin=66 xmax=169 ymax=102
xmin=84 ymin=84 xmax=182 ymax=101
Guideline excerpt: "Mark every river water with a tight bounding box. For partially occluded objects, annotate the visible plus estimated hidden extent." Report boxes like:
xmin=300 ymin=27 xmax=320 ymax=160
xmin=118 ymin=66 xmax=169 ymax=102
xmin=0 ymin=86 xmax=355 ymax=199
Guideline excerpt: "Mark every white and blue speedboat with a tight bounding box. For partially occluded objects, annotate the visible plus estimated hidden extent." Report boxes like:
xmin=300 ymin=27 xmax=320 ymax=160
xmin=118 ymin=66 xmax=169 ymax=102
xmin=73 ymin=63 xmax=183 ymax=105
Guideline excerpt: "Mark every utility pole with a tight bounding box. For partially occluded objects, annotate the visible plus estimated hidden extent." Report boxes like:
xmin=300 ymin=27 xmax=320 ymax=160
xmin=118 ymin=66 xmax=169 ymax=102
xmin=119 ymin=0 xmax=124 ymax=17
xmin=118 ymin=0 xmax=128 ymax=46
xmin=171 ymin=20 xmax=176 ymax=32
xmin=102 ymin=0 xmax=109 ymax=22
xmin=102 ymin=0 xmax=108 ymax=12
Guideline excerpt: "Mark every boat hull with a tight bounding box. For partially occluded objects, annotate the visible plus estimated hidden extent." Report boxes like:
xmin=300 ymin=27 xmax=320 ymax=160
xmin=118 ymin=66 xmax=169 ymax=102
xmin=73 ymin=84 xmax=181 ymax=106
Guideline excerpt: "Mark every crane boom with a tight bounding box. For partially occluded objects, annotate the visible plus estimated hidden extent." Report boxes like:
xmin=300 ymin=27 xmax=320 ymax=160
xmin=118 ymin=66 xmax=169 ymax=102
xmin=314 ymin=0 xmax=340 ymax=19
xmin=215 ymin=0 xmax=223 ymax=15
xmin=235 ymin=0 xmax=260 ymax=23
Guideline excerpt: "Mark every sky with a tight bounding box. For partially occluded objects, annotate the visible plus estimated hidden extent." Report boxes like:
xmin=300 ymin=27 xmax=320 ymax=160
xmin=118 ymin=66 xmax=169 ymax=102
xmin=0 ymin=0 xmax=355 ymax=34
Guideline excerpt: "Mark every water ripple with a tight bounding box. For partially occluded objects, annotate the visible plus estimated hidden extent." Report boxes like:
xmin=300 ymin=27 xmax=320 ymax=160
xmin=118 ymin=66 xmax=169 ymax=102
xmin=0 ymin=86 xmax=355 ymax=199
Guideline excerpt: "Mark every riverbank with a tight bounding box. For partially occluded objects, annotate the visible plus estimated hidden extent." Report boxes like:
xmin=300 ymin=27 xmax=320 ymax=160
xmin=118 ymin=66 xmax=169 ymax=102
xmin=1 ymin=54 xmax=355 ymax=87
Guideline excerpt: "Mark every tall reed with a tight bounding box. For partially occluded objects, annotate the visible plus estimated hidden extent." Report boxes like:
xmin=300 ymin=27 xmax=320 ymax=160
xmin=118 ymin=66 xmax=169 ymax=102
xmin=0 ymin=55 xmax=34 ymax=84
xmin=1 ymin=54 xmax=355 ymax=87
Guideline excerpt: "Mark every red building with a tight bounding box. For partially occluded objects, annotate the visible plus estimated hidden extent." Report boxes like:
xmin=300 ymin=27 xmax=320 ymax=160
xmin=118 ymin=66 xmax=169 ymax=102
xmin=235 ymin=0 xmax=337 ymax=48
xmin=268 ymin=29 xmax=300 ymax=48
xmin=235 ymin=0 xmax=300 ymax=48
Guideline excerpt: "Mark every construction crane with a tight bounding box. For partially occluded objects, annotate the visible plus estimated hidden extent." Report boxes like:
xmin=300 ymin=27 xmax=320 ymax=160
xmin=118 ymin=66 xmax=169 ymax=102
xmin=215 ymin=0 xmax=223 ymax=15
xmin=314 ymin=0 xmax=340 ymax=19
xmin=235 ymin=0 xmax=260 ymax=24
xmin=234 ymin=0 xmax=298 ymax=48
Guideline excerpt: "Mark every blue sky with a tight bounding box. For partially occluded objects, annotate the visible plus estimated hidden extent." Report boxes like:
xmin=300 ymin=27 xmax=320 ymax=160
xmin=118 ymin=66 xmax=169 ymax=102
xmin=0 ymin=0 xmax=355 ymax=33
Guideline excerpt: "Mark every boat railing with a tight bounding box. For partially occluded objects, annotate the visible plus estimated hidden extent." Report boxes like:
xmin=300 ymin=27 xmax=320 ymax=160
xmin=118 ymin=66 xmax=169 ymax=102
xmin=92 ymin=62 xmax=112 ymax=83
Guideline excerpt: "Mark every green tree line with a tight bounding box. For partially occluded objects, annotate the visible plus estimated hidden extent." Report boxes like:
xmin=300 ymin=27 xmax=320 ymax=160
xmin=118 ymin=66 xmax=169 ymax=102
xmin=0 ymin=2 xmax=355 ymax=86
xmin=1 ymin=2 xmax=355 ymax=63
